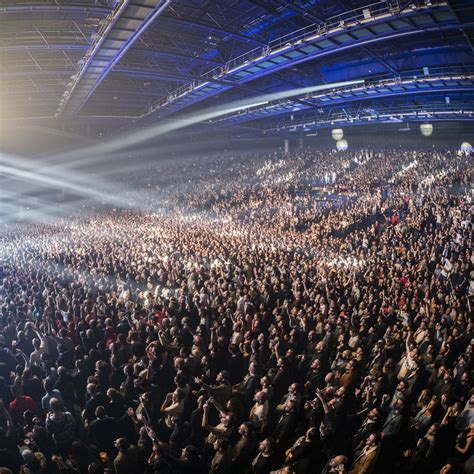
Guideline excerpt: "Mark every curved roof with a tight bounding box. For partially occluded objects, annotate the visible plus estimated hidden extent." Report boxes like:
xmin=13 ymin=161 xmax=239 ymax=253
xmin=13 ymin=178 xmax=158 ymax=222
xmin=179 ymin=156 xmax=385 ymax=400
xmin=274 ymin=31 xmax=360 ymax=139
xmin=1 ymin=0 xmax=474 ymax=139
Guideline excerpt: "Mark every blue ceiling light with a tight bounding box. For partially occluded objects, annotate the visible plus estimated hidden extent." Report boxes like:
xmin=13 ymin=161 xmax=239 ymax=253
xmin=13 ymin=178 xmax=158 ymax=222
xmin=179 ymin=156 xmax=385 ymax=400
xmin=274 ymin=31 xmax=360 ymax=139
xmin=140 ymin=1 xmax=464 ymax=124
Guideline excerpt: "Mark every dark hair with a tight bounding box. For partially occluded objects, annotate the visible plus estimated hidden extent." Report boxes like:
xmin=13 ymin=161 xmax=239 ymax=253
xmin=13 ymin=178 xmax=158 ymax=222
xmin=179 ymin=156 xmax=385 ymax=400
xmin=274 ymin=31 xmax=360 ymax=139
xmin=307 ymin=428 xmax=318 ymax=441
xmin=116 ymin=437 xmax=130 ymax=450
xmin=371 ymin=433 xmax=381 ymax=444
xmin=183 ymin=445 xmax=198 ymax=462
xmin=175 ymin=388 xmax=185 ymax=401
xmin=95 ymin=406 xmax=106 ymax=419
xmin=243 ymin=422 xmax=255 ymax=434
xmin=264 ymin=438 xmax=275 ymax=452
xmin=175 ymin=373 xmax=188 ymax=388
xmin=220 ymin=370 xmax=230 ymax=381
xmin=216 ymin=438 xmax=230 ymax=451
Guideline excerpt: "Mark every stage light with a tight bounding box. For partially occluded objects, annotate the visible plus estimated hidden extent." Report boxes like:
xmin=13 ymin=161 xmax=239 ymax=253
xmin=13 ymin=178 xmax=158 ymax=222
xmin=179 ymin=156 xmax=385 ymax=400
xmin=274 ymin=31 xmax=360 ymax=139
xmin=332 ymin=128 xmax=344 ymax=140
xmin=460 ymin=142 xmax=472 ymax=155
xmin=336 ymin=139 xmax=348 ymax=151
xmin=420 ymin=123 xmax=433 ymax=136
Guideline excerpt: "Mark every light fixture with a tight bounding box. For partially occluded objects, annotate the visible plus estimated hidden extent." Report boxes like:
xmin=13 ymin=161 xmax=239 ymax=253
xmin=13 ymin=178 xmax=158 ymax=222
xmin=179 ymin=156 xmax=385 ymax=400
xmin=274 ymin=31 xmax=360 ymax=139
xmin=336 ymin=139 xmax=348 ymax=151
xmin=420 ymin=123 xmax=433 ymax=136
xmin=460 ymin=142 xmax=472 ymax=155
xmin=332 ymin=128 xmax=344 ymax=140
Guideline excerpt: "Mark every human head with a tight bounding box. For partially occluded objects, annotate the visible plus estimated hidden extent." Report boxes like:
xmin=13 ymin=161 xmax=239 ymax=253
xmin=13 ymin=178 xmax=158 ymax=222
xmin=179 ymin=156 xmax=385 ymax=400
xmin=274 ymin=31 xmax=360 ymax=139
xmin=329 ymin=455 xmax=348 ymax=470
xmin=49 ymin=398 xmax=62 ymax=413
xmin=95 ymin=406 xmax=106 ymax=419
xmin=258 ymin=438 xmax=274 ymax=455
xmin=114 ymin=438 xmax=130 ymax=452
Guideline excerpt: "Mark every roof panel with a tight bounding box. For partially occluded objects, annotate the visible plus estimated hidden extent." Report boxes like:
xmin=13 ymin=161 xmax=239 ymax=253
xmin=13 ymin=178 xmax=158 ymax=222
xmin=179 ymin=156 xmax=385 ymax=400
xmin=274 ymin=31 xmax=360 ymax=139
xmin=2 ymin=0 xmax=473 ymax=127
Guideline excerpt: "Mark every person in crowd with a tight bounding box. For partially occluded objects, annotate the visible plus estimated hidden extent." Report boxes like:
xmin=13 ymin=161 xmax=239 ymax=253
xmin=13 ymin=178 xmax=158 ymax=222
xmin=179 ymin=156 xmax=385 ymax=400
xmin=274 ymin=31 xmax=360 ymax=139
xmin=0 ymin=147 xmax=471 ymax=473
xmin=45 ymin=398 xmax=76 ymax=457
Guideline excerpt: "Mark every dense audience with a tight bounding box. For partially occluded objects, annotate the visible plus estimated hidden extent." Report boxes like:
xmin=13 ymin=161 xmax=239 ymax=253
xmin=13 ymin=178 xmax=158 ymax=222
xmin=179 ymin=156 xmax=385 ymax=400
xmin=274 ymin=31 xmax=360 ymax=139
xmin=0 ymin=147 xmax=472 ymax=474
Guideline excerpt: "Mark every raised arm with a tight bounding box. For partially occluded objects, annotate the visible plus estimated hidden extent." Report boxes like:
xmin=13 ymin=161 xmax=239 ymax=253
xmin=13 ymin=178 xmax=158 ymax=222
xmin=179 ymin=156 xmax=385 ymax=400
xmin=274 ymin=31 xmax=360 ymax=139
xmin=160 ymin=393 xmax=179 ymax=413
xmin=455 ymin=433 xmax=473 ymax=454
xmin=209 ymin=396 xmax=226 ymax=417
xmin=0 ymin=399 xmax=13 ymax=430
xmin=17 ymin=349 xmax=30 ymax=369
xmin=315 ymin=389 xmax=329 ymax=414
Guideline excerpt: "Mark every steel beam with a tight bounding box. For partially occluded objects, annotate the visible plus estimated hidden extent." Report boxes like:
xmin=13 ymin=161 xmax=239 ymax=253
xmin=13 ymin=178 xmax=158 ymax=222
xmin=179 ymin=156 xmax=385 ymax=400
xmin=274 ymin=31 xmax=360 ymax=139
xmin=263 ymin=109 xmax=474 ymax=133
xmin=160 ymin=16 xmax=266 ymax=46
xmin=0 ymin=44 xmax=87 ymax=53
xmin=273 ymin=0 xmax=324 ymax=24
xmin=0 ymin=66 xmax=261 ymax=95
xmin=112 ymin=68 xmax=248 ymax=87
xmin=122 ymin=48 xmax=224 ymax=66
xmin=0 ymin=43 xmax=222 ymax=68
xmin=212 ymin=74 xmax=474 ymax=125
xmin=140 ymin=1 xmax=466 ymax=121
xmin=56 ymin=0 xmax=172 ymax=117
xmin=0 ymin=4 xmax=264 ymax=47
xmin=0 ymin=4 xmax=109 ymax=16
xmin=0 ymin=67 xmax=196 ymax=89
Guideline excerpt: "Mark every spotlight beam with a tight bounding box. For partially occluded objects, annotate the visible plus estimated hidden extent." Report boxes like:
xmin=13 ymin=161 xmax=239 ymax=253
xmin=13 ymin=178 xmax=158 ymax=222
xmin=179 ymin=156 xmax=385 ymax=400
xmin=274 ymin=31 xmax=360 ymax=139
xmin=43 ymin=80 xmax=364 ymax=169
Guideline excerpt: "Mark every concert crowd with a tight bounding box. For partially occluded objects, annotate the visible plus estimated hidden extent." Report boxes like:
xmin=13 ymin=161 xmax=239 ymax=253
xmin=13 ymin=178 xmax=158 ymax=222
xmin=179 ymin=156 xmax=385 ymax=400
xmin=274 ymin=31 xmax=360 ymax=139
xmin=0 ymin=148 xmax=472 ymax=474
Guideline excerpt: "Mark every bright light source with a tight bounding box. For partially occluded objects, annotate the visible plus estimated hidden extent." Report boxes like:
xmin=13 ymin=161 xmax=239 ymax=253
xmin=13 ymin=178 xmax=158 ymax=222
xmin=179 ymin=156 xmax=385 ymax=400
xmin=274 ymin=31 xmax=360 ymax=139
xmin=336 ymin=139 xmax=348 ymax=151
xmin=460 ymin=142 xmax=472 ymax=155
xmin=332 ymin=128 xmax=344 ymax=140
xmin=248 ymin=101 xmax=269 ymax=109
xmin=420 ymin=123 xmax=433 ymax=136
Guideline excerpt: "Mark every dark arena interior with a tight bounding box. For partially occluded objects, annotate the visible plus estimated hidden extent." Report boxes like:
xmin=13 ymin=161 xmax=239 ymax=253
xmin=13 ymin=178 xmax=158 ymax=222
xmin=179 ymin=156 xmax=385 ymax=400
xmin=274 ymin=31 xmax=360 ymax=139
xmin=0 ymin=1 xmax=474 ymax=473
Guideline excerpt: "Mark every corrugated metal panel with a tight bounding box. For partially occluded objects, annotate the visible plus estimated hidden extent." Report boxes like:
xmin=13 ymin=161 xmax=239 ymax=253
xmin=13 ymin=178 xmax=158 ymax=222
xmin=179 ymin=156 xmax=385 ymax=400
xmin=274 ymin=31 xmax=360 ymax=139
xmin=56 ymin=0 xmax=172 ymax=116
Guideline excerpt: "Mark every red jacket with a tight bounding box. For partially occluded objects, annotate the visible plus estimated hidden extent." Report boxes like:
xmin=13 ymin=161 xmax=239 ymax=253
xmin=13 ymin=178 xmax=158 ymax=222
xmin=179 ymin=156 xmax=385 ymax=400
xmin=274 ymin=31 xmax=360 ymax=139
xmin=9 ymin=395 xmax=36 ymax=425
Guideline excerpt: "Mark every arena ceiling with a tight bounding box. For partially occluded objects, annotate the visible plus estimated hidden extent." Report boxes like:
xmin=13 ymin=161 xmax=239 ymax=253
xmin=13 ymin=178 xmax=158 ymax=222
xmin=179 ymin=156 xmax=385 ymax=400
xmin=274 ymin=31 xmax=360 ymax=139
xmin=1 ymin=0 xmax=474 ymax=143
